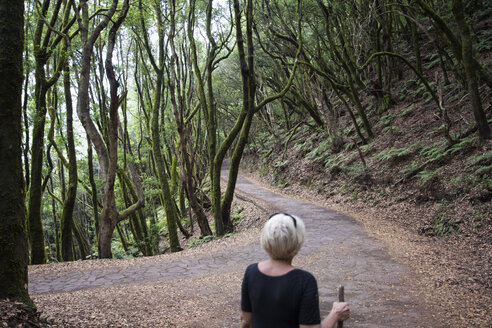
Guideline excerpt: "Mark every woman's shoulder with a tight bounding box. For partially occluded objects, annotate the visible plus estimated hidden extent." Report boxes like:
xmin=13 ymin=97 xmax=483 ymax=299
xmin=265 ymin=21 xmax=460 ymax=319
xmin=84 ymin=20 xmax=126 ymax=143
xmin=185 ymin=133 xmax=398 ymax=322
xmin=244 ymin=263 xmax=259 ymax=276
xmin=246 ymin=263 xmax=258 ymax=271
xmin=290 ymin=268 xmax=318 ymax=285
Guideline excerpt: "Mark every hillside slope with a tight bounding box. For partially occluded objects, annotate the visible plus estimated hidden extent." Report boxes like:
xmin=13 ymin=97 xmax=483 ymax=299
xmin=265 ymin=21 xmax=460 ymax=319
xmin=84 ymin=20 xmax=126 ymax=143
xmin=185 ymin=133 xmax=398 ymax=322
xmin=241 ymin=14 xmax=492 ymax=325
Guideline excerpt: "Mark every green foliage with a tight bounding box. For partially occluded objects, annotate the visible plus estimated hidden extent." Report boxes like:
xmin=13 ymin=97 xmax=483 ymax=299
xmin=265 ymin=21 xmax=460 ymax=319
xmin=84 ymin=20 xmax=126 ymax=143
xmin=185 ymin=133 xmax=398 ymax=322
xmin=187 ymin=232 xmax=236 ymax=249
xmin=274 ymin=160 xmax=289 ymax=169
xmin=293 ymin=137 xmax=315 ymax=155
xmin=431 ymin=212 xmax=461 ymax=237
xmin=373 ymin=146 xmax=413 ymax=162
xmin=382 ymin=125 xmax=399 ymax=133
xmin=324 ymin=153 xmax=354 ymax=173
xmin=470 ymin=209 xmax=487 ymax=233
xmin=258 ymin=132 xmax=277 ymax=158
xmin=419 ymin=140 xmax=448 ymax=163
xmin=345 ymin=163 xmax=365 ymax=178
xmin=416 ymin=168 xmax=442 ymax=187
xmin=276 ymin=181 xmax=290 ymax=189
xmin=344 ymin=142 xmax=355 ymax=151
xmin=378 ymin=112 xmax=399 ymax=132
xmin=475 ymin=12 xmax=492 ymax=51
xmin=305 ymin=138 xmax=331 ymax=162
xmin=111 ymin=241 xmax=130 ymax=259
xmin=232 ymin=207 xmax=244 ymax=225
xmin=379 ymin=113 xmax=396 ymax=127
xmin=359 ymin=143 xmax=375 ymax=154
xmin=400 ymin=161 xmax=420 ymax=175
xmin=443 ymin=137 xmax=479 ymax=156
xmin=400 ymin=105 xmax=414 ymax=117
xmin=188 ymin=235 xmax=214 ymax=248
xmin=425 ymin=53 xmax=441 ymax=70
xmin=467 ymin=150 xmax=492 ymax=165
xmin=473 ymin=165 xmax=492 ymax=177
xmin=446 ymin=88 xmax=467 ymax=103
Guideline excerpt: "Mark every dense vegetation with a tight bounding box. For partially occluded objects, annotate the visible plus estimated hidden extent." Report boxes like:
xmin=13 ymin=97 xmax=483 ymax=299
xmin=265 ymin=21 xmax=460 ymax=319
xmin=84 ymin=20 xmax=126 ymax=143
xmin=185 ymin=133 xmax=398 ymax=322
xmin=242 ymin=0 xmax=492 ymax=238
xmin=1 ymin=0 xmax=490 ymax=307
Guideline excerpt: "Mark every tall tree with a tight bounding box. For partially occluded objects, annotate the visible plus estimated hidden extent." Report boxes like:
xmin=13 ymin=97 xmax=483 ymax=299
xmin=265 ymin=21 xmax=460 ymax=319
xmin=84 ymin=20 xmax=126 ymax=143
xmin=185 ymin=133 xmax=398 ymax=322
xmin=0 ymin=0 xmax=32 ymax=305
xmin=187 ymin=0 xmax=228 ymax=236
xmin=168 ymin=0 xmax=212 ymax=237
xmin=28 ymin=0 xmax=73 ymax=264
xmin=450 ymin=0 xmax=490 ymax=140
xmin=60 ymin=54 xmax=78 ymax=261
xmin=220 ymin=0 xmax=301 ymax=233
xmin=138 ymin=0 xmax=181 ymax=251
xmin=75 ymin=0 xmax=143 ymax=258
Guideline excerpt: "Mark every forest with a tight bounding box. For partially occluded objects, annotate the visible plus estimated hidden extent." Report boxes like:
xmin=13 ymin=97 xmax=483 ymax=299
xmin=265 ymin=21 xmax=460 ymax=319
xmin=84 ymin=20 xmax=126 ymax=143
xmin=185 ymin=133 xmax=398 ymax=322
xmin=0 ymin=0 xmax=491 ymax=325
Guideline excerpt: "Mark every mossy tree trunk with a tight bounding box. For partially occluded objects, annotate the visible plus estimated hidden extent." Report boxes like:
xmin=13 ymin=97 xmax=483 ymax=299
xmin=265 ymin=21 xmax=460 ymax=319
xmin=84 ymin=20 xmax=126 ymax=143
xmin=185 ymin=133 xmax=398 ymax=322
xmin=60 ymin=56 xmax=77 ymax=261
xmin=316 ymin=0 xmax=374 ymax=140
xmin=221 ymin=0 xmax=301 ymax=231
xmin=415 ymin=0 xmax=492 ymax=88
xmin=187 ymin=0 xmax=231 ymax=236
xmin=87 ymin=136 xmax=99 ymax=241
xmin=28 ymin=0 xmax=72 ymax=265
xmin=76 ymin=0 xmax=143 ymax=258
xmin=170 ymin=0 xmax=212 ymax=238
xmin=0 ymin=0 xmax=32 ymax=306
xmin=450 ymin=0 xmax=491 ymax=140
xmin=139 ymin=0 xmax=181 ymax=252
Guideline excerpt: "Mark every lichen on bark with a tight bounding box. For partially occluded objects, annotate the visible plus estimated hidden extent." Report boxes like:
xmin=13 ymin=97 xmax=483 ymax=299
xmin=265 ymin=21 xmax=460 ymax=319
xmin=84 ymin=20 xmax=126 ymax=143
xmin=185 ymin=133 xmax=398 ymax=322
xmin=0 ymin=0 xmax=33 ymax=307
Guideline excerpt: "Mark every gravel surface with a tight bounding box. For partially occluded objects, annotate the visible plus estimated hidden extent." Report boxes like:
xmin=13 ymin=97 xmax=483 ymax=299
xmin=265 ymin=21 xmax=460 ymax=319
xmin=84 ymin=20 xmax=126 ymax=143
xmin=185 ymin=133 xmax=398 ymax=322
xmin=25 ymin=169 xmax=490 ymax=327
xmin=240 ymin=170 xmax=492 ymax=328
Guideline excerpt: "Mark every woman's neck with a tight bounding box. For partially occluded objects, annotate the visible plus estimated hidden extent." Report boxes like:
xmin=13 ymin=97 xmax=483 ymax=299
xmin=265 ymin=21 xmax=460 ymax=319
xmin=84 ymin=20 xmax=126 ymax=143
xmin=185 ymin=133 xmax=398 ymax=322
xmin=258 ymin=258 xmax=295 ymax=276
xmin=271 ymin=258 xmax=293 ymax=265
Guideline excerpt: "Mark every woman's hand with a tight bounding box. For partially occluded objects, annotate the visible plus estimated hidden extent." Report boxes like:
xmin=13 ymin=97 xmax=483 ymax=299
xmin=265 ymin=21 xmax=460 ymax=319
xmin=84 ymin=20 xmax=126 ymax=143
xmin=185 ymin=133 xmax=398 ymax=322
xmin=319 ymin=302 xmax=350 ymax=328
xmin=241 ymin=311 xmax=253 ymax=328
xmin=331 ymin=302 xmax=350 ymax=322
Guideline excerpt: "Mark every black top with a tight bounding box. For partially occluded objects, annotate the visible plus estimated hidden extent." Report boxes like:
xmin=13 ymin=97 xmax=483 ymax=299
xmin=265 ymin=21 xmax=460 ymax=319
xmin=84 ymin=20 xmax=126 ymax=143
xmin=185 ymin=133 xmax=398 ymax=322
xmin=241 ymin=263 xmax=321 ymax=327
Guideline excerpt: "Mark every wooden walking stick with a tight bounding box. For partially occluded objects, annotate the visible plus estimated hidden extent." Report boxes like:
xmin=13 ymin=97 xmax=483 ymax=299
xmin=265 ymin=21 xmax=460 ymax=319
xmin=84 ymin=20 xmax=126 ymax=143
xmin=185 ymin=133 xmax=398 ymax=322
xmin=337 ymin=286 xmax=344 ymax=328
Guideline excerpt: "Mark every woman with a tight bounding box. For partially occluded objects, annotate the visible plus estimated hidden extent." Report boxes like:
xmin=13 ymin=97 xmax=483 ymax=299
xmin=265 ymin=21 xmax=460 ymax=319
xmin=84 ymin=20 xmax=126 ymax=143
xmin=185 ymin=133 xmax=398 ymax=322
xmin=241 ymin=213 xmax=350 ymax=328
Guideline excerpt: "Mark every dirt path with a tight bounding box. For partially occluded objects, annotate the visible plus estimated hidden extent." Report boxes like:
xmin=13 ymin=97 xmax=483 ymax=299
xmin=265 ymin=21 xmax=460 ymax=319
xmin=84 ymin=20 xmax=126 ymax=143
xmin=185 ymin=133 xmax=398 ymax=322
xmin=29 ymin=165 xmax=440 ymax=327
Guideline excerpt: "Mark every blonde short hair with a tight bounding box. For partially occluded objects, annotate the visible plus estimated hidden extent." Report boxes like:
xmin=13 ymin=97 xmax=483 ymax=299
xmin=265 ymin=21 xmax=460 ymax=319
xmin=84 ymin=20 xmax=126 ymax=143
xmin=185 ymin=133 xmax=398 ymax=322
xmin=261 ymin=213 xmax=306 ymax=261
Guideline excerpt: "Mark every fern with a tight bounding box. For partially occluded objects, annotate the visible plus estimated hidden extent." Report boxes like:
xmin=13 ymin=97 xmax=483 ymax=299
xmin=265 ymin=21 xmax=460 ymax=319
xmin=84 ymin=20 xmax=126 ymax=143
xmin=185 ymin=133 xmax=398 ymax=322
xmin=400 ymin=105 xmax=414 ymax=117
xmin=382 ymin=125 xmax=399 ymax=133
xmin=424 ymin=54 xmax=441 ymax=70
xmin=306 ymin=139 xmax=331 ymax=161
xmin=416 ymin=168 xmax=442 ymax=186
xmin=325 ymin=153 xmax=354 ymax=172
xmin=474 ymin=164 xmax=492 ymax=176
xmin=400 ymin=161 xmax=420 ymax=174
xmin=431 ymin=214 xmax=461 ymax=237
xmin=379 ymin=113 xmax=396 ymax=126
xmin=420 ymin=140 xmax=447 ymax=163
xmin=467 ymin=150 xmax=492 ymax=165
xmin=360 ymin=143 xmax=374 ymax=154
xmin=274 ymin=160 xmax=289 ymax=168
xmin=373 ymin=147 xmax=412 ymax=162
xmin=443 ymin=136 xmax=479 ymax=156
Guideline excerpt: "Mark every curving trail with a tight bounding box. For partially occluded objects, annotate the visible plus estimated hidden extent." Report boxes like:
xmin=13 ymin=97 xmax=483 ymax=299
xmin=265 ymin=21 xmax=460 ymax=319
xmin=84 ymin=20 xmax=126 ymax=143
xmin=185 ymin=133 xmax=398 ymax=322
xmin=29 ymin=163 xmax=440 ymax=327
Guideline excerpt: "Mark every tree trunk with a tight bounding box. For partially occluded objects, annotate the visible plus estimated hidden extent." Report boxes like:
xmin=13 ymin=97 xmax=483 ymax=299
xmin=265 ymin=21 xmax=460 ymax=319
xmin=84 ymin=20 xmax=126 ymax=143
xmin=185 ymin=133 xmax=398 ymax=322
xmin=171 ymin=0 xmax=212 ymax=237
xmin=138 ymin=0 xmax=181 ymax=252
xmin=187 ymin=0 xmax=221 ymax=236
xmin=75 ymin=0 xmax=143 ymax=258
xmin=60 ymin=58 xmax=77 ymax=261
xmin=27 ymin=69 xmax=48 ymax=264
xmin=221 ymin=0 xmax=258 ymax=234
xmin=415 ymin=0 xmax=492 ymax=88
xmin=0 ymin=0 xmax=32 ymax=306
xmin=451 ymin=0 xmax=491 ymax=140
xmin=87 ymin=136 xmax=99 ymax=240
xmin=28 ymin=0 xmax=71 ymax=265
